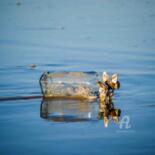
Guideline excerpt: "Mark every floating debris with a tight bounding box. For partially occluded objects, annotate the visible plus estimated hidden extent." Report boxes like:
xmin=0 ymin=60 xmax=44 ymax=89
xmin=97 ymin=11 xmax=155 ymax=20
xmin=28 ymin=64 xmax=36 ymax=69
xmin=16 ymin=1 xmax=21 ymax=6
xmin=39 ymin=71 xmax=121 ymax=127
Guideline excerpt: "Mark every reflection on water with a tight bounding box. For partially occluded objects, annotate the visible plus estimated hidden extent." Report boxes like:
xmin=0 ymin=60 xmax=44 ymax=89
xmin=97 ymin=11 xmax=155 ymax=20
xmin=40 ymin=99 xmax=98 ymax=122
xmin=98 ymin=102 xmax=121 ymax=127
xmin=40 ymin=98 xmax=121 ymax=126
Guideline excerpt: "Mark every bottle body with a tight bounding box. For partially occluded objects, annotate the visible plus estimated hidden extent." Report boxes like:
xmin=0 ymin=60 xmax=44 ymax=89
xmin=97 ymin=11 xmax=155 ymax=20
xmin=40 ymin=72 xmax=100 ymax=100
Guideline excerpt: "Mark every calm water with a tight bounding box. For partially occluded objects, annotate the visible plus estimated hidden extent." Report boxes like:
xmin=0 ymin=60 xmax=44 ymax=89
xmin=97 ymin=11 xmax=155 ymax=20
xmin=0 ymin=0 xmax=155 ymax=154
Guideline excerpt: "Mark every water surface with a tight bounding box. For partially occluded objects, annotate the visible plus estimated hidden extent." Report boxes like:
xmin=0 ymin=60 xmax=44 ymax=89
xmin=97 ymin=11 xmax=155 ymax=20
xmin=0 ymin=0 xmax=155 ymax=154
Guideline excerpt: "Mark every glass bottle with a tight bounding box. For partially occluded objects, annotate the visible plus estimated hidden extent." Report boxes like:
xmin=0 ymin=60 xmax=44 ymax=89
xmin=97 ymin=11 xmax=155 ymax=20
xmin=39 ymin=71 xmax=101 ymax=100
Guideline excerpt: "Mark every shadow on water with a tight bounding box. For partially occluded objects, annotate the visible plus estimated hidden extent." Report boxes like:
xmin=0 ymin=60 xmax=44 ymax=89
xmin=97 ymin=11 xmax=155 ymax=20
xmin=40 ymin=98 xmax=121 ymax=126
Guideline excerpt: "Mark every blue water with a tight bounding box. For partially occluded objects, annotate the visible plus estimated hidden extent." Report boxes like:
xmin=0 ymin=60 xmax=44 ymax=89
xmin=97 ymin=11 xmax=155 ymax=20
xmin=0 ymin=0 xmax=155 ymax=154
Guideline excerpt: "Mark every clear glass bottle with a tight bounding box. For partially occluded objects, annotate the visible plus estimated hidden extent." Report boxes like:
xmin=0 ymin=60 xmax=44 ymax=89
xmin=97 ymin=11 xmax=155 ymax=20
xmin=39 ymin=72 xmax=100 ymax=100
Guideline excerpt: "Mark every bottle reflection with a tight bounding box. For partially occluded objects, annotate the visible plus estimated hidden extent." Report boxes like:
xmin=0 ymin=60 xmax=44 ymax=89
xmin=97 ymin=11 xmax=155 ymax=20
xmin=40 ymin=99 xmax=98 ymax=122
xmin=40 ymin=98 xmax=121 ymax=127
xmin=98 ymin=102 xmax=121 ymax=127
